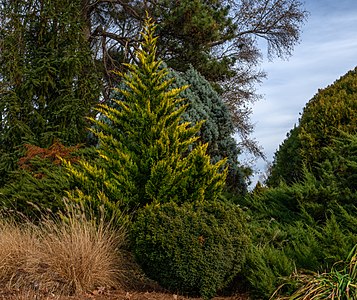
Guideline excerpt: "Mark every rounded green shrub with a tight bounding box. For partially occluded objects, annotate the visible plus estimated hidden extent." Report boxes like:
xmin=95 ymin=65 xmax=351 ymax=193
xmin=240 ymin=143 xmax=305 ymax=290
xmin=130 ymin=200 xmax=250 ymax=299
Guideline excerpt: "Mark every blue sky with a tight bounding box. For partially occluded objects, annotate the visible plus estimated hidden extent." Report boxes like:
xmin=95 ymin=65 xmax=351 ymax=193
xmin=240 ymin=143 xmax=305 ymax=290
xmin=247 ymin=0 xmax=357 ymax=184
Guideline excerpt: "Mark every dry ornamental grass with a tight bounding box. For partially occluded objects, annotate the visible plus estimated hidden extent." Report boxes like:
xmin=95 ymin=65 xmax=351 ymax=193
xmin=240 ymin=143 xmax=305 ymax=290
xmin=0 ymin=211 xmax=126 ymax=296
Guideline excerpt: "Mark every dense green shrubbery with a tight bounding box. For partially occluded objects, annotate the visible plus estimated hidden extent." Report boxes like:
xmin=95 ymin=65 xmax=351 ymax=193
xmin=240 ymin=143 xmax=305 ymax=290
xmin=248 ymin=214 xmax=357 ymax=298
xmin=255 ymin=73 xmax=357 ymax=298
xmin=242 ymin=244 xmax=295 ymax=299
xmin=0 ymin=161 xmax=68 ymax=220
xmin=239 ymin=183 xmax=357 ymax=298
xmin=0 ymin=141 xmax=102 ymax=221
xmin=131 ymin=200 xmax=250 ymax=299
xmin=2 ymin=13 xmax=356 ymax=300
xmin=0 ymin=142 xmax=92 ymax=220
xmin=253 ymin=76 xmax=357 ymax=298
xmin=268 ymin=68 xmax=357 ymax=187
xmin=237 ymin=144 xmax=357 ymax=298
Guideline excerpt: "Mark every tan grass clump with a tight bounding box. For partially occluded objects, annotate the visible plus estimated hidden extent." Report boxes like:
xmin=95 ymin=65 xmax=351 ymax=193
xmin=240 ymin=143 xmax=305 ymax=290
xmin=0 ymin=212 xmax=126 ymax=296
xmin=0 ymin=220 xmax=38 ymax=287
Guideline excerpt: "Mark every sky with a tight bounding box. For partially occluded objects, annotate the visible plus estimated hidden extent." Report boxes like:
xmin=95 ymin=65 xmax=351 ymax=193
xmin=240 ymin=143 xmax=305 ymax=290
xmin=247 ymin=0 xmax=357 ymax=185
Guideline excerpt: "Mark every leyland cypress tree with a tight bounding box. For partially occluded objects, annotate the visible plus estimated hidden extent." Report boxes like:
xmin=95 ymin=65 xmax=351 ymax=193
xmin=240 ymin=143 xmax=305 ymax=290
xmin=268 ymin=67 xmax=357 ymax=186
xmin=65 ymin=17 xmax=227 ymax=213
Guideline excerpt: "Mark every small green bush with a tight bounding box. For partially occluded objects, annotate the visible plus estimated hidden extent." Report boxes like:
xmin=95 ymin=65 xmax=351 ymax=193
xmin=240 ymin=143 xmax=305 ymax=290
xmin=242 ymin=244 xmax=295 ymax=299
xmin=130 ymin=200 xmax=250 ymax=300
xmin=0 ymin=143 xmax=96 ymax=221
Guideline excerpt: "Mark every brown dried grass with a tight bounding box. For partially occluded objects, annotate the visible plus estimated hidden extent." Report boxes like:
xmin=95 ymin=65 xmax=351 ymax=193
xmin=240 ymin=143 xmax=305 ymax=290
xmin=0 ymin=211 xmax=126 ymax=296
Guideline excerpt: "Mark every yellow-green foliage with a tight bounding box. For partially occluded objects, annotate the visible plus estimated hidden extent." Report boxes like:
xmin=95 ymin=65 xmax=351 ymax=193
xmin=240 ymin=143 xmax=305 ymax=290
xmin=65 ymin=17 xmax=227 ymax=213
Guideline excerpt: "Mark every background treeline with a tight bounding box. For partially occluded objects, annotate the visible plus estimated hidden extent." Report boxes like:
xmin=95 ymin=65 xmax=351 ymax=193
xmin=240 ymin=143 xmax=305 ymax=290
xmin=0 ymin=0 xmax=308 ymax=187
xmin=1 ymin=1 xmax=357 ymax=299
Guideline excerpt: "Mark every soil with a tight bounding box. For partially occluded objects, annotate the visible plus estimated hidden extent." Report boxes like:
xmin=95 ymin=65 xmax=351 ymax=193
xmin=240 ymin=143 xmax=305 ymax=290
xmin=0 ymin=288 xmax=251 ymax=300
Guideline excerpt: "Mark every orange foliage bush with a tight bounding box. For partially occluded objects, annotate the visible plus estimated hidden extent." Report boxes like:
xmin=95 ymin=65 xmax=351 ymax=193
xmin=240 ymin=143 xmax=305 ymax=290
xmin=18 ymin=140 xmax=80 ymax=171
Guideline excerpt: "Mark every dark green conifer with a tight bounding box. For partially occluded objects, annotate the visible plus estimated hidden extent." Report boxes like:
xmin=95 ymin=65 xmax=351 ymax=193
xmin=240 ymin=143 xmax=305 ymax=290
xmin=0 ymin=0 xmax=100 ymax=186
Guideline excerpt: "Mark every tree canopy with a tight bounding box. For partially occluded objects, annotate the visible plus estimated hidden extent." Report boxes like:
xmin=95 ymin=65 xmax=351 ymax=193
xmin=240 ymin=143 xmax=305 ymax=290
xmin=83 ymin=0 xmax=308 ymax=155
xmin=0 ymin=0 xmax=308 ymax=190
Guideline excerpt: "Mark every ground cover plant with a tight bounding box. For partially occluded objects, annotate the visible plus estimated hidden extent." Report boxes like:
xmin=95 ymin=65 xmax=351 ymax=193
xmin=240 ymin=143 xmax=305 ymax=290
xmin=272 ymin=244 xmax=357 ymax=299
xmin=238 ymin=70 xmax=357 ymax=298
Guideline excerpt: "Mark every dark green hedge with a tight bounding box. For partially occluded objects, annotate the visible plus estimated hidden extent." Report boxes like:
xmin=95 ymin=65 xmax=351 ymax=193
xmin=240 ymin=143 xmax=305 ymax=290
xmin=130 ymin=200 xmax=250 ymax=299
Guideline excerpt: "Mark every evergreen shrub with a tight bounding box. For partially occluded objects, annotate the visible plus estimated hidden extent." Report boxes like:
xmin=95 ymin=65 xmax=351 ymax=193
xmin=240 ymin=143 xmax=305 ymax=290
xmin=0 ymin=141 xmax=88 ymax=220
xmin=238 ymin=185 xmax=357 ymax=298
xmin=242 ymin=244 xmax=295 ymax=299
xmin=273 ymin=244 xmax=357 ymax=300
xmin=130 ymin=200 xmax=250 ymax=300
xmin=64 ymin=17 xmax=227 ymax=215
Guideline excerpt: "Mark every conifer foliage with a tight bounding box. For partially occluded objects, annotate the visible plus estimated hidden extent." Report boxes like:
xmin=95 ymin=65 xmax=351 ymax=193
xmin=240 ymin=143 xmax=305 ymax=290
xmin=65 ymin=17 xmax=227 ymax=213
xmin=175 ymin=67 xmax=247 ymax=192
xmin=0 ymin=0 xmax=100 ymax=186
xmin=268 ymin=67 xmax=357 ymax=186
xmin=112 ymin=65 xmax=246 ymax=193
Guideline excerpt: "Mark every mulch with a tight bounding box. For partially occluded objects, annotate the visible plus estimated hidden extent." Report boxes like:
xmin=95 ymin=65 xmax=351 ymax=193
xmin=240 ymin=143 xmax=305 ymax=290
xmin=0 ymin=288 xmax=251 ymax=300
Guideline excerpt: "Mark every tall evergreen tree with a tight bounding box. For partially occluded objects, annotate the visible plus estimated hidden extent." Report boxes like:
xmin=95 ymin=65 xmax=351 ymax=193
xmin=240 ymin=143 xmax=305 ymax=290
xmin=108 ymin=65 xmax=247 ymax=193
xmin=267 ymin=67 xmax=357 ymax=186
xmin=0 ymin=0 xmax=308 ymax=172
xmin=0 ymin=0 xmax=100 ymax=185
xmin=65 ymin=17 xmax=227 ymax=213
xmin=0 ymin=0 xmax=308 ymax=191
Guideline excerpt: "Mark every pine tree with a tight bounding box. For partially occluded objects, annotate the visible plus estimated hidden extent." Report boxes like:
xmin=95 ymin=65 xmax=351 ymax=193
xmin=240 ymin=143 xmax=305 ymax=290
xmin=65 ymin=17 xmax=227 ymax=213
